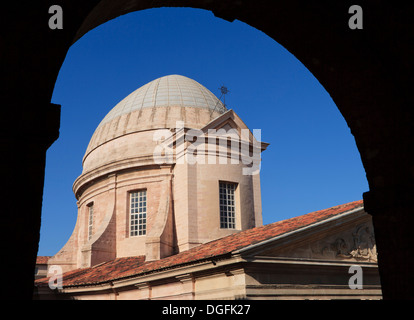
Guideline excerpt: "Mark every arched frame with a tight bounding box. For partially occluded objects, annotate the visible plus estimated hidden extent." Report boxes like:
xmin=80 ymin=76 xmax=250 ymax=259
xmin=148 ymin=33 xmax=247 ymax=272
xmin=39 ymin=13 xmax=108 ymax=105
xmin=2 ymin=1 xmax=413 ymax=300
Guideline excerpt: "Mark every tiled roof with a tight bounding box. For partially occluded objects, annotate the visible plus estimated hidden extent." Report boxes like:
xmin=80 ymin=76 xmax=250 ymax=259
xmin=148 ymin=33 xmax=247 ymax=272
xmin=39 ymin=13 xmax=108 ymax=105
xmin=35 ymin=200 xmax=363 ymax=288
xmin=36 ymin=256 xmax=51 ymax=264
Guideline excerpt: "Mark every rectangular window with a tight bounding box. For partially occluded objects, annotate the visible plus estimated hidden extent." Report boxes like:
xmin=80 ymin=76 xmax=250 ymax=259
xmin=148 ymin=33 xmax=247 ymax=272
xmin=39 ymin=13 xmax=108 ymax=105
xmin=130 ymin=190 xmax=147 ymax=236
xmin=88 ymin=203 xmax=94 ymax=240
xmin=219 ymin=182 xmax=236 ymax=229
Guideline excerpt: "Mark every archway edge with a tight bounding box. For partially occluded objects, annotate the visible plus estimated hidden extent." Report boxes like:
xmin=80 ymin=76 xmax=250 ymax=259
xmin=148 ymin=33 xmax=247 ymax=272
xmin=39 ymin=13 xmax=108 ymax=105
xmin=2 ymin=1 xmax=413 ymax=300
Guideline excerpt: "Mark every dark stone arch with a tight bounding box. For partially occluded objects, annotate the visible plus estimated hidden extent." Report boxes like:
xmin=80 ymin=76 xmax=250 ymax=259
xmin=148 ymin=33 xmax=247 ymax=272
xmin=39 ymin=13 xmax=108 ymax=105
xmin=1 ymin=1 xmax=413 ymax=299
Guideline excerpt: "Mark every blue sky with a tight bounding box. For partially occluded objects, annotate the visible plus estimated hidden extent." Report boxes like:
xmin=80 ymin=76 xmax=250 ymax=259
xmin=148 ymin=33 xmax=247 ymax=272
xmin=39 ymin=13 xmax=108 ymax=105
xmin=38 ymin=8 xmax=368 ymax=256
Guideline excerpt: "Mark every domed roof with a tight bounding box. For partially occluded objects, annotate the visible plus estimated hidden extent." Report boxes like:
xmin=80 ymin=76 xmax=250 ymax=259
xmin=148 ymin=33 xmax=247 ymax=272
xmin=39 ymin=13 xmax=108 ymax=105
xmin=83 ymin=75 xmax=227 ymax=170
xmin=97 ymin=74 xmax=226 ymax=128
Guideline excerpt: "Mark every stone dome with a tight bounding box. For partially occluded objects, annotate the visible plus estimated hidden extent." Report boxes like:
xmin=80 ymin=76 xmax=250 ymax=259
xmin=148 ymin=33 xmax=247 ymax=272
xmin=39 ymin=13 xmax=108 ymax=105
xmin=82 ymin=75 xmax=227 ymax=173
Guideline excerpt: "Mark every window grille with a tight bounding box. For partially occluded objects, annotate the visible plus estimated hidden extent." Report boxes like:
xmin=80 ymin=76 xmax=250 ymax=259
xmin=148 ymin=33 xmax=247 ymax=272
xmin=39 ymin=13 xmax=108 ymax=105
xmin=219 ymin=182 xmax=236 ymax=229
xmin=130 ymin=190 xmax=147 ymax=236
xmin=88 ymin=204 xmax=94 ymax=240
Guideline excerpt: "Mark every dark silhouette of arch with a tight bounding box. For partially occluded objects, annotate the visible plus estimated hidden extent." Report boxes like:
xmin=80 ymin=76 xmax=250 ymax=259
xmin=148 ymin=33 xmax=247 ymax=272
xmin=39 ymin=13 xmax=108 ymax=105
xmin=1 ymin=1 xmax=413 ymax=299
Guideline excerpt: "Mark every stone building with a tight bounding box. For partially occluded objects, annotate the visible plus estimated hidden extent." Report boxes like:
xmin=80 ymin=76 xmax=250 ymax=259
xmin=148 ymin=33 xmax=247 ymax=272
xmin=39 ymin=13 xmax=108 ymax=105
xmin=35 ymin=75 xmax=381 ymax=299
xmin=34 ymin=256 xmax=50 ymax=280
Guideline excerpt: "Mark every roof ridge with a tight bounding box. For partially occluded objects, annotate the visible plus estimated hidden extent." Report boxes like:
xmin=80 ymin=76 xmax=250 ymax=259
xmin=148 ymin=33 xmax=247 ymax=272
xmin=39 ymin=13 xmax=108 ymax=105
xmin=192 ymin=199 xmax=364 ymax=247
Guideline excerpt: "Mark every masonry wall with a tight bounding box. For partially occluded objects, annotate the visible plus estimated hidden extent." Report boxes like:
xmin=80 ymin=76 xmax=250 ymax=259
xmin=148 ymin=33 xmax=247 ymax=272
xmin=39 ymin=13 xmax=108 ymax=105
xmin=49 ymin=165 xmax=175 ymax=271
xmin=244 ymin=263 xmax=382 ymax=300
xmin=172 ymin=132 xmax=263 ymax=252
xmin=45 ymin=260 xmax=381 ymax=300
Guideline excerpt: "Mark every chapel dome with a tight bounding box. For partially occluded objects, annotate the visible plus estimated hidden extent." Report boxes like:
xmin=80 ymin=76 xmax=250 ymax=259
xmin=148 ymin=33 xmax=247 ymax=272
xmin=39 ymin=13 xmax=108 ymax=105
xmin=82 ymin=75 xmax=227 ymax=173
xmin=99 ymin=74 xmax=226 ymax=127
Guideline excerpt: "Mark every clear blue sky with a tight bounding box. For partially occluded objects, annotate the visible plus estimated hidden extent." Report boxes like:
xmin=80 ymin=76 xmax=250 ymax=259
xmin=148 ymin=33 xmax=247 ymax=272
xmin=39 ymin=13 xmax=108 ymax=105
xmin=38 ymin=8 xmax=368 ymax=256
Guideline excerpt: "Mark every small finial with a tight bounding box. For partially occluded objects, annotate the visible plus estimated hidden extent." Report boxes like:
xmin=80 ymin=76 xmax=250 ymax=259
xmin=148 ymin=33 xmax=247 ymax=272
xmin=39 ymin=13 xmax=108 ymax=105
xmin=219 ymin=85 xmax=229 ymax=108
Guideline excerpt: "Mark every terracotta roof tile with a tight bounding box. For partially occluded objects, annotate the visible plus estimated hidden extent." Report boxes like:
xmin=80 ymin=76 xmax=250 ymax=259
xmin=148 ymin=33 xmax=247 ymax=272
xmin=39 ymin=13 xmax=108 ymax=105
xmin=35 ymin=200 xmax=363 ymax=287
xmin=36 ymin=256 xmax=51 ymax=264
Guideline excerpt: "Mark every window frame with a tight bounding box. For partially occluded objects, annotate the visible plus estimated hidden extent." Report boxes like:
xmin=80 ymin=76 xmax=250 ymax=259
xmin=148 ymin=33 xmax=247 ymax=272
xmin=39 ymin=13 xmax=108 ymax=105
xmin=129 ymin=189 xmax=147 ymax=237
xmin=87 ymin=202 xmax=94 ymax=240
xmin=219 ymin=181 xmax=237 ymax=229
